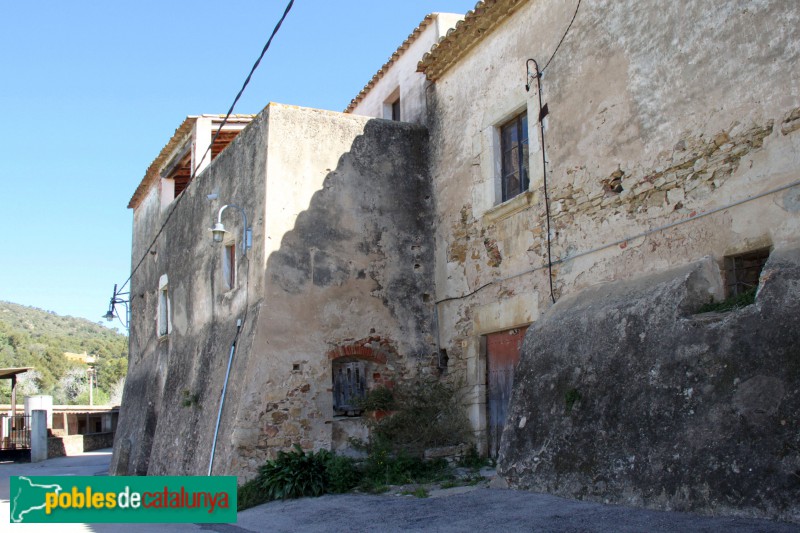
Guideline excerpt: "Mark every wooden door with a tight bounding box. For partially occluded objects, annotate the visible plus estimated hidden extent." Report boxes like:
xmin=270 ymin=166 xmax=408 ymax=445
xmin=486 ymin=326 xmax=528 ymax=458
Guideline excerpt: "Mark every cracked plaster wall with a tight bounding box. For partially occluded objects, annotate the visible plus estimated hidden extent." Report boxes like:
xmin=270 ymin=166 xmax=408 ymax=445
xmin=113 ymin=104 xmax=435 ymax=480
xmin=426 ymin=0 xmax=800 ymax=451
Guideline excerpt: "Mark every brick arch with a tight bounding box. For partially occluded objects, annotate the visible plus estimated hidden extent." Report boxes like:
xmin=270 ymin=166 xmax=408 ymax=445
xmin=327 ymin=336 xmax=403 ymax=391
xmin=326 ymin=336 xmax=395 ymax=365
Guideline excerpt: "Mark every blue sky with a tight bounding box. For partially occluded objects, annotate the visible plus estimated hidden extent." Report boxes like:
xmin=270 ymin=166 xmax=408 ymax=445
xmin=0 ymin=1 xmax=476 ymax=331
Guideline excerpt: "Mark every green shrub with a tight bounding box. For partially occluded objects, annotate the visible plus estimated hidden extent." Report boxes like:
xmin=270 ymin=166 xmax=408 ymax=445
xmin=350 ymin=378 xmax=469 ymax=491
xmin=364 ymin=379 xmax=471 ymax=457
xmin=258 ymin=445 xmax=331 ymax=500
xmin=324 ymin=454 xmax=362 ymax=493
xmin=457 ymin=445 xmax=490 ymax=470
xmin=245 ymin=379 xmax=471 ymax=502
xmin=240 ymin=447 xmax=362 ymax=508
xmin=358 ymin=438 xmax=450 ymax=490
xmin=237 ymin=478 xmax=269 ymax=511
xmin=358 ymin=386 xmax=395 ymax=412
xmin=697 ymin=286 xmax=757 ymax=313
xmin=401 ymin=487 xmax=429 ymax=498
xmin=180 ymin=389 xmax=198 ymax=408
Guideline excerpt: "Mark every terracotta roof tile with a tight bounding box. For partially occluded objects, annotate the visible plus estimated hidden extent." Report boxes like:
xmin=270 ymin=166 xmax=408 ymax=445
xmin=417 ymin=0 xmax=528 ymax=81
xmin=345 ymin=14 xmax=446 ymax=113
xmin=128 ymin=114 xmax=254 ymax=209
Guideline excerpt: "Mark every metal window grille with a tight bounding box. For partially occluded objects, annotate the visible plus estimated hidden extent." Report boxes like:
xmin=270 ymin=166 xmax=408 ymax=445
xmin=333 ymin=361 xmax=366 ymax=416
xmin=724 ymin=248 xmax=770 ymax=296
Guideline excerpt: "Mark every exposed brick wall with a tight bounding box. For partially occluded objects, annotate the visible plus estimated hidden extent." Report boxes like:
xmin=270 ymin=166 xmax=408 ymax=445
xmin=327 ymin=336 xmax=406 ymax=390
xmin=548 ymin=119 xmax=779 ymax=226
xmin=326 ymin=336 xmax=393 ymax=364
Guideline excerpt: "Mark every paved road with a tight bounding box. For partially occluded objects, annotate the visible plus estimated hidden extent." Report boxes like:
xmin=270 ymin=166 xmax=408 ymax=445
xmin=2 ymin=449 xmax=798 ymax=532
xmin=2 ymin=450 xmax=111 ymax=532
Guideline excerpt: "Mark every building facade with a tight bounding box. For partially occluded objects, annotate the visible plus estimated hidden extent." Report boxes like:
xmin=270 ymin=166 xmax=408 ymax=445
xmin=418 ymin=0 xmax=800 ymax=458
xmin=114 ymin=0 xmax=800 ymax=521
xmin=113 ymin=104 xmax=436 ymax=478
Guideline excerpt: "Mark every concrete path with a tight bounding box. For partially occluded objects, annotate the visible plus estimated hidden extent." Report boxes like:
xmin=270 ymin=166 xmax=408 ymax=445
xmin=1 ymin=450 xmax=201 ymax=532
xmin=2 ymin=450 xmax=798 ymax=532
xmin=1 ymin=449 xmax=111 ymax=532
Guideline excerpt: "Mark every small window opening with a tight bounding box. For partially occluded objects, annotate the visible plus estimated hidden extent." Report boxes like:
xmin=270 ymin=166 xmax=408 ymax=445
xmin=332 ymin=360 xmax=366 ymax=416
xmin=223 ymin=243 xmax=236 ymax=289
xmin=158 ymin=283 xmax=170 ymax=337
xmin=724 ymin=248 xmax=770 ymax=298
xmin=383 ymin=88 xmax=401 ymax=121
xmin=174 ymin=177 xmax=190 ymax=197
xmin=163 ymin=146 xmax=193 ymax=205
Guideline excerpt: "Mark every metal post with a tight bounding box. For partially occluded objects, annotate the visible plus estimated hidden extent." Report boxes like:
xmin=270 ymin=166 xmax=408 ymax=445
xmin=10 ymin=375 xmax=16 ymax=424
xmin=208 ymin=319 xmax=242 ymax=476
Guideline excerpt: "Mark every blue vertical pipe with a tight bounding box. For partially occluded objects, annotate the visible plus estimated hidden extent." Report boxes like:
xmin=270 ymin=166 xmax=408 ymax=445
xmin=208 ymin=318 xmax=241 ymax=476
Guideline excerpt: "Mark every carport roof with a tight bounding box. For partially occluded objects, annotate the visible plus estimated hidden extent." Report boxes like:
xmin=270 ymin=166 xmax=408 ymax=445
xmin=0 ymin=367 xmax=33 ymax=379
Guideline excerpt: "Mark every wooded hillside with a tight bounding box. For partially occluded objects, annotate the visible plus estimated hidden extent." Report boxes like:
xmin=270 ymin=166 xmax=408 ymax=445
xmin=0 ymin=301 xmax=128 ymax=405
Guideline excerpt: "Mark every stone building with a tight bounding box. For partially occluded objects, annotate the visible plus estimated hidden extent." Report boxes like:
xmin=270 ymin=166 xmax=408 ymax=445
xmin=114 ymin=103 xmax=435 ymax=478
xmin=113 ymin=0 xmax=800 ymax=522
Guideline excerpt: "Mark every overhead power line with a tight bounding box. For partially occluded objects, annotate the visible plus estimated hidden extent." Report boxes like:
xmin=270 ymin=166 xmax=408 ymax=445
xmin=540 ymin=0 xmax=581 ymax=74
xmin=113 ymin=0 xmax=295 ymax=300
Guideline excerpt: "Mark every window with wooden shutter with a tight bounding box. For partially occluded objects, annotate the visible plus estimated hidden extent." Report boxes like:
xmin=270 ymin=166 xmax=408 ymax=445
xmin=332 ymin=360 xmax=366 ymax=416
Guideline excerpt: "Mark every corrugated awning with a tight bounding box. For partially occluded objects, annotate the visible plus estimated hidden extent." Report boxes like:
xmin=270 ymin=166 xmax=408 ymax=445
xmin=0 ymin=367 xmax=33 ymax=379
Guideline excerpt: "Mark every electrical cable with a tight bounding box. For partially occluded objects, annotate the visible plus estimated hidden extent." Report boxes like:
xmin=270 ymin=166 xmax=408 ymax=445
xmin=527 ymin=58 xmax=556 ymax=304
xmin=435 ymin=179 xmax=800 ymax=306
xmin=540 ymin=0 xmax=582 ymax=75
xmin=113 ymin=0 xmax=295 ymax=300
xmin=521 ymin=0 xmax=582 ymax=303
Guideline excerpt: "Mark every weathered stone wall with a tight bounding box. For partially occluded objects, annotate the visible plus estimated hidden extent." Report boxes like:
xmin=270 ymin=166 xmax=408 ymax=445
xmin=500 ymin=249 xmax=800 ymax=522
xmin=49 ymin=432 xmax=115 ymax=458
xmin=112 ymin=108 xmax=270 ymax=478
xmin=426 ymin=0 xmax=800 ymax=451
xmin=219 ymin=105 xmax=435 ymax=478
xmin=113 ymin=104 xmax=435 ymax=481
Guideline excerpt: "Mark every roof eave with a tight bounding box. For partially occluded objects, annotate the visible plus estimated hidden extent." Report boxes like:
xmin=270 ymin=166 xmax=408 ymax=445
xmin=127 ymin=115 xmax=255 ymax=209
xmin=345 ymin=13 xmax=464 ymax=113
xmin=417 ymin=0 xmax=528 ymax=82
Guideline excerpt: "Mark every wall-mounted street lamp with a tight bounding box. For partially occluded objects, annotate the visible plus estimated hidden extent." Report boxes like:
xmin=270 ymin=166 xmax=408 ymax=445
xmin=103 ymin=283 xmax=130 ymax=329
xmin=209 ymin=204 xmax=252 ymax=256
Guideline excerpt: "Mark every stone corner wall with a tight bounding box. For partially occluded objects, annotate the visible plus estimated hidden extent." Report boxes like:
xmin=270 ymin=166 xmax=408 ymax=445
xmin=499 ymin=247 xmax=800 ymax=523
xmin=49 ymin=432 xmax=115 ymax=458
